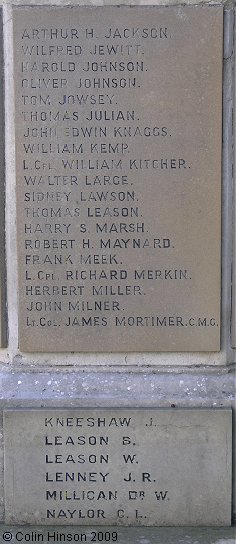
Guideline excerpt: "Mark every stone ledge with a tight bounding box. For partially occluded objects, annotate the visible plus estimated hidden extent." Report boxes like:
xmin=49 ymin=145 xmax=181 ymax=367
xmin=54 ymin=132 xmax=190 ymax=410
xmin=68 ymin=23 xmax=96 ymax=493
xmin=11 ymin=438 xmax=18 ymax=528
xmin=0 ymin=369 xmax=234 ymax=404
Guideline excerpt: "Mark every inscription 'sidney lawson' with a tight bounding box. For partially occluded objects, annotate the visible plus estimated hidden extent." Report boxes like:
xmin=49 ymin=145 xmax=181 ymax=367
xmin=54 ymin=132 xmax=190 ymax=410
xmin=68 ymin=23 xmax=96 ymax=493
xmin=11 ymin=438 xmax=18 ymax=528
xmin=14 ymin=6 xmax=223 ymax=352
xmin=3 ymin=408 xmax=232 ymax=525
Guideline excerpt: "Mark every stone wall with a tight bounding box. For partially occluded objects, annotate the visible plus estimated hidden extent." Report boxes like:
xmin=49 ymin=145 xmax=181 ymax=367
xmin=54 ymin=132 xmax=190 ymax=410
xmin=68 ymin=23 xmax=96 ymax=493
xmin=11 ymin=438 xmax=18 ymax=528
xmin=0 ymin=0 xmax=234 ymax=526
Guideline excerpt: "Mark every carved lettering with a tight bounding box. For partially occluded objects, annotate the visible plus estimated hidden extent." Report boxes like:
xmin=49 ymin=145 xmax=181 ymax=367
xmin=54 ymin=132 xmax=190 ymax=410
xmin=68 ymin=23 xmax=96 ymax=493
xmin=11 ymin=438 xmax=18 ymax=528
xmin=15 ymin=6 xmax=221 ymax=351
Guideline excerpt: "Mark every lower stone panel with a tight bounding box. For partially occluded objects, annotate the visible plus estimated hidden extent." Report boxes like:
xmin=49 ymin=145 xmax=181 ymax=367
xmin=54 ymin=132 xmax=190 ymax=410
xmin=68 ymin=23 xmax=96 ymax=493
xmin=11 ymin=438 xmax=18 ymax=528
xmin=3 ymin=407 xmax=232 ymax=526
xmin=0 ymin=369 xmax=234 ymax=526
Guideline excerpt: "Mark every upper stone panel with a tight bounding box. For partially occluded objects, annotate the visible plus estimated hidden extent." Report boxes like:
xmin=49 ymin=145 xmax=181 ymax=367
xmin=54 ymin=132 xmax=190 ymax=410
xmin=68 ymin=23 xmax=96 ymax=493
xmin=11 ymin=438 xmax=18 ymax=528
xmin=13 ymin=6 xmax=223 ymax=352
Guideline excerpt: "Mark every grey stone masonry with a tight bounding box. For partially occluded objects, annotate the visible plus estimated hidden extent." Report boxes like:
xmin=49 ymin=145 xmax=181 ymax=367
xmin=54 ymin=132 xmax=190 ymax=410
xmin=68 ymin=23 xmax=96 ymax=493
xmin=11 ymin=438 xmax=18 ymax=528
xmin=0 ymin=0 xmax=234 ymax=531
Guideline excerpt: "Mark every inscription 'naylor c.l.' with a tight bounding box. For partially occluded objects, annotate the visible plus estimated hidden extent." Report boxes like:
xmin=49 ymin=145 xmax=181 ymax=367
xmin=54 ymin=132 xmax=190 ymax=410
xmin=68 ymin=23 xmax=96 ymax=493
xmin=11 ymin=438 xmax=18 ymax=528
xmin=14 ymin=6 xmax=223 ymax=352
xmin=3 ymin=409 xmax=232 ymax=526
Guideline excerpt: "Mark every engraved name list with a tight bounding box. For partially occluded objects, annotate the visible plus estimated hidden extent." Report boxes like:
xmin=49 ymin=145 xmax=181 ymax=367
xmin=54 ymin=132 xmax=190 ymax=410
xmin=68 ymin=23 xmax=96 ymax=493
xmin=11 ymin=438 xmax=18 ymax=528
xmin=4 ymin=409 xmax=232 ymax=525
xmin=14 ymin=6 xmax=223 ymax=351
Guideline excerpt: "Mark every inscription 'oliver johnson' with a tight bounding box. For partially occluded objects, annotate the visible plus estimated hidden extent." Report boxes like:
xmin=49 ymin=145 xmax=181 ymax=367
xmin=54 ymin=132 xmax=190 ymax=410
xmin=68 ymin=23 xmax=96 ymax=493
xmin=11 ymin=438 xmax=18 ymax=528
xmin=14 ymin=6 xmax=223 ymax=351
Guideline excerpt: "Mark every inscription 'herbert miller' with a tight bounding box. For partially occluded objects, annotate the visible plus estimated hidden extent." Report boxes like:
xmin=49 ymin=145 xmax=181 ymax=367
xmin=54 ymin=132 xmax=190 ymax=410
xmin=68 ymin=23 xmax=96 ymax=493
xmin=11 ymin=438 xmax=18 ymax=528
xmin=14 ymin=6 xmax=222 ymax=352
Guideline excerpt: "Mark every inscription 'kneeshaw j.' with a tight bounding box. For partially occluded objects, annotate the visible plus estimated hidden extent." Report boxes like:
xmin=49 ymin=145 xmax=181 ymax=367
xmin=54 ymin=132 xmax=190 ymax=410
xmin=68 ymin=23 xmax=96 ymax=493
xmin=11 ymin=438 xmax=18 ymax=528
xmin=14 ymin=6 xmax=223 ymax=351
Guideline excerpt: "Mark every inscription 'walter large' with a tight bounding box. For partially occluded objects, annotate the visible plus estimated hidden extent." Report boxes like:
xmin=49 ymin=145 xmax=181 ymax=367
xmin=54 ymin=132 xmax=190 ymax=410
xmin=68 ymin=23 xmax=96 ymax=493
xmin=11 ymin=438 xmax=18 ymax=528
xmin=14 ymin=6 xmax=223 ymax=351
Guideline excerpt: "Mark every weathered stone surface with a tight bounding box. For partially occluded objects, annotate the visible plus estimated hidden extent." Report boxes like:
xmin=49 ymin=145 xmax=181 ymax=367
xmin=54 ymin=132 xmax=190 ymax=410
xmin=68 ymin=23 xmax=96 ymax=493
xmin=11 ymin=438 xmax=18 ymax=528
xmin=0 ymin=8 xmax=6 ymax=348
xmin=14 ymin=6 xmax=223 ymax=352
xmin=232 ymin=31 xmax=236 ymax=349
xmin=4 ymin=408 xmax=232 ymax=526
xmin=232 ymin=197 xmax=236 ymax=348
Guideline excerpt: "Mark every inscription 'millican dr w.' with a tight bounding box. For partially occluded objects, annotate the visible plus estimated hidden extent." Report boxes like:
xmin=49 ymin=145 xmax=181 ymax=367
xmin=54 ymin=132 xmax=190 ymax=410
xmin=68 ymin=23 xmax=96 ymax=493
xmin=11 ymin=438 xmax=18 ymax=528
xmin=14 ymin=6 xmax=223 ymax=351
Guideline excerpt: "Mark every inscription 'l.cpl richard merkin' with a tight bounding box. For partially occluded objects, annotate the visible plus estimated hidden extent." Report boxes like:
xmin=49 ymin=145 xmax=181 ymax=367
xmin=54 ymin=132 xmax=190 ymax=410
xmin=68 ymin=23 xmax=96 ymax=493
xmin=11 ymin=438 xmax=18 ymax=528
xmin=14 ymin=5 xmax=223 ymax=352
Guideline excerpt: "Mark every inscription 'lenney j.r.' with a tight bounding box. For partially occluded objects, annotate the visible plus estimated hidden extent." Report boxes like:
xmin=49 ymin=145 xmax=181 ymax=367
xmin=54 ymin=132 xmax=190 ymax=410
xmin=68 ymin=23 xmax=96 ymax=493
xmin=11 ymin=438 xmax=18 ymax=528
xmin=14 ymin=6 xmax=223 ymax=351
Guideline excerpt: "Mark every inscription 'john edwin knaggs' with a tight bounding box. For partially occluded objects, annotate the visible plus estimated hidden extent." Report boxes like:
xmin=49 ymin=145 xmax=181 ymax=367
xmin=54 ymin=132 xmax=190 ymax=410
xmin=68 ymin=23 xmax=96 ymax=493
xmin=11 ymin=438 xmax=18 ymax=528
xmin=14 ymin=6 xmax=223 ymax=351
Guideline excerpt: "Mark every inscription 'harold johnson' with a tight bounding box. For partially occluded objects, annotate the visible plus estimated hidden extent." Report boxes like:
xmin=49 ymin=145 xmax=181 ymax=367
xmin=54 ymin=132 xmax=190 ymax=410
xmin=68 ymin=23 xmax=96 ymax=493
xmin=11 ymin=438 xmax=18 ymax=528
xmin=14 ymin=6 xmax=222 ymax=352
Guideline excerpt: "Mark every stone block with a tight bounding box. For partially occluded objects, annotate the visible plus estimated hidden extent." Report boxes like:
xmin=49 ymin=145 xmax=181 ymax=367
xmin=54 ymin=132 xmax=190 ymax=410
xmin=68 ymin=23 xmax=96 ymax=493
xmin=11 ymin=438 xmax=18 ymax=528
xmin=13 ymin=6 xmax=223 ymax=352
xmin=4 ymin=408 xmax=232 ymax=525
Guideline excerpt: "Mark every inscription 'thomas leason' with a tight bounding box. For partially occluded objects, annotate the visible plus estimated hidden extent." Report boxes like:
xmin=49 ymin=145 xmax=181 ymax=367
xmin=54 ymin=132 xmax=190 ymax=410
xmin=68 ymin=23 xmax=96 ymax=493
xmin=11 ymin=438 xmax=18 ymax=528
xmin=14 ymin=6 xmax=222 ymax=352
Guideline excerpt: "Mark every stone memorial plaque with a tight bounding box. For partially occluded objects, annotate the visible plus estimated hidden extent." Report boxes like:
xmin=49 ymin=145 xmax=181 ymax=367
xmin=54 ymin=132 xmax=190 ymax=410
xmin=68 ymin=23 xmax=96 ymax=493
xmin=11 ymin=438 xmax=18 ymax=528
xmin=4 ymin=408 xmax=232 ymax=526
xmin=0 ymin=8 xmax=6 ymax=348
xmin=14 ymin=6 xmax=223 ymax=352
